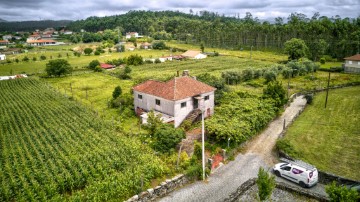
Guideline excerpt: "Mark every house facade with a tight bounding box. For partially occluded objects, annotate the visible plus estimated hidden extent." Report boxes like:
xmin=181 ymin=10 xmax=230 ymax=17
xmin=0 ymin=54 xmax=6 ymax=60
xmin=126 ymin=32 xmax=139 ymax=39
xmin=133 ymin=74 xmax=216 ymax=127
xmin=344 ymin=54 xmax=360 ymax=73
xmin=27 ymin=39 xmax=57 ymax=46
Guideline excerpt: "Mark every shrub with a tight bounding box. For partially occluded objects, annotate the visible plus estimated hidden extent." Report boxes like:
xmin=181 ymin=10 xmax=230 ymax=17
xmin=40 ymin=55 xmax=46 ymax=60
xmin=326 ymin=181 xmax=359 ymax=202
xmin=320 ymin=57 xmax=326 ymax=64
xmin=45 ymin=59 xmax=72 ymax=77
xmin=94 ymin=50 xmax=100 ymax=55
xmin=242 ymin=68 xmax=254 ymax=81
xmin=152 ymin=41 xmax=167 ymax=50
xmin=152 ymin=125 xmax=185 ymax=153
xmin=112 ymin=86 xmax=122 ymax=99
xmin=94 ymin=66 xmax=103 ymax=72
xmin=263 ymin=80 xmax=287 ymax=109
xmin=276 ymin=139 xmax=299 ymax=158
xmin=263 ymin=70 xmax=277 ymax=83
xmin=32 ymin=57 xmax=37 ymax=61
xmin=22 ymin=56 xmax=29 ymax=62
xmin=84 ymin=48 xmax=93 ymax=55
xmin=88 ymin=60 xmax=100 ymax=70
xmin=304 ymin=93 xmax=314 ymax=104
xmin=155 ymin=58 xmax=161 ymax=63
xmin=126 ymin=54 xmax=143 ymax=66
xmin=257 ymin=167 xmax=275 ymax=201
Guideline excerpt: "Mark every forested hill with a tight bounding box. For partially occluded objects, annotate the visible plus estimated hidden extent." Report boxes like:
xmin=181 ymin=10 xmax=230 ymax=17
xmin=67 ymin=10 xmax=360 ymax=59
xmin=0 ymin=20 xmax=72 ymax=32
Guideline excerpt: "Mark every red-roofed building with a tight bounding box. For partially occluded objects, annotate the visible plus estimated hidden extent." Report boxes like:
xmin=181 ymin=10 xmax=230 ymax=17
xmin=0 ymin=40 xmax=9 ymax=45
xmin=100 ymin=63 xmax=115 ymax=69
xmin=344 ymin=54 xmax=360 ymax=73
xmin=27 ymin=39 xmax=57 ymax=46
xmin=133 ymin=71 xmax=216 ymax=127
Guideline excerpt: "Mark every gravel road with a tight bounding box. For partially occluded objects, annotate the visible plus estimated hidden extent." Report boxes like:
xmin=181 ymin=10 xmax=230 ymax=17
xmin=159 ymin=95 xmax=327 ymax=202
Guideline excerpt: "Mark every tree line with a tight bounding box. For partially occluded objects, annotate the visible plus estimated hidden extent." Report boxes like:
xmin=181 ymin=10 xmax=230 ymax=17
xmin=66 ymin=10 xmax=360 ymax=60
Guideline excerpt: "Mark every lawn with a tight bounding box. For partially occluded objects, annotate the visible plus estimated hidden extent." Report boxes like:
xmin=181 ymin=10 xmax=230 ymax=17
xmin=283 ymin=86 xmax=360 ymax=180
xmin=43 ymin=72 xmax=139 ymax=132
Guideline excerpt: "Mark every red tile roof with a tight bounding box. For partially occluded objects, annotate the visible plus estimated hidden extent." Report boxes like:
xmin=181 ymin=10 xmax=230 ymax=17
xmin=133 ymin=76 xmax=216 ymax=101
xmin=181 ymin=50 xmax=202 ymax=58
xmin=27 ymin=39 xmax=56 ymax=43
xmin=0 ymin=40 xmax=9 ymax=43
xmin=344 ymin=54 xmax=360 ymax=61
xmin=100 ymin=63 xmax=115 ymax=69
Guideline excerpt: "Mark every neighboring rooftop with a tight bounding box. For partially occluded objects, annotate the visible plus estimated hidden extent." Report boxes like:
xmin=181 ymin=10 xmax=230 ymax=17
xmin=100 ymin=63 xmax=115 ymax=69
xmin=133 ymin=76 xmax=216 ymax=101
xmin=344 ymin=54 xmax=360 ymax=61
xmin=181 ymin=50 xmax=202 ymax=58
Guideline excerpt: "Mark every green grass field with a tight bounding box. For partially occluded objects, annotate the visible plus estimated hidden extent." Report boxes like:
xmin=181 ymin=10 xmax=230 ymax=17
xmin=0 ymin=78 xmax=167 ymax=201
xmin=283 ymin=86 xmax=360 ymax=180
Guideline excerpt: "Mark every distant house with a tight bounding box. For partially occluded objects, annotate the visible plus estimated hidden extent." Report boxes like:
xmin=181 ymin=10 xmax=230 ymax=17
xmin=140 ymin=42 xmax=152 ymax=49
xmin=172 ymin=55 xmax=186 ymax=60
xmin=27 ymin=34 xmax=41 ymax=41
xmin=100 ymin=63 xmax=115 ymax=69
xmin=344 ymin=54 xmax=360 ymax=73
xmin=128 ymin=46 xmax=135 ymax=51
xmin=0 ymin=54 xmax=6 ymax=60
xmin=126 ymin=32 xmax=139 ymax=39
xmin=159 ymin=56 xmax=173 ymax=62
xmin=133 ymin=71 xmax=216 ymax=127
xmin=0 ymin=74 xmax=28 ymax=81
xmin=27 ymin=39 xmax=57 ymax=46
xmin=181 ymin=50 xmax=207 ymax=59
xmin=2 ymin=35 xmax=12 ymax=40
xmin=0 ymin=40 xmax=9 ymax=46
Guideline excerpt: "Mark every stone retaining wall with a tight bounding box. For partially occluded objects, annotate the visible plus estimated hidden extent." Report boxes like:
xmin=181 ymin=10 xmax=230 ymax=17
xmin=126 ymin=174 xmax=189 ymax=202
xmin=223 ymin=178 xmax=329 ymax=202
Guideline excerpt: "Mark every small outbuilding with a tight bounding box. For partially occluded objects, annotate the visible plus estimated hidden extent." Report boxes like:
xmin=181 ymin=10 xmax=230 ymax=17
xmin=344 ymin=54 xmax=360 ymax=73
xmin=181 ymin=50 xmax=207 ymax=59
xmin=0 ymin=54 xmax=6 ymax=60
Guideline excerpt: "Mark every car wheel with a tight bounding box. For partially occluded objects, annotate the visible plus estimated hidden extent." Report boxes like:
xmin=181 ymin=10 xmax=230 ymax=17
xmin=275 ymin=170 xmax=281 ymax=177
xmin=299 ymin=181 xmax=306 ymax=188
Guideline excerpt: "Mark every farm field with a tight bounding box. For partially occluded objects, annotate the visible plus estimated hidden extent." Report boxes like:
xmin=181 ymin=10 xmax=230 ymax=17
xmin=0 ymin=43 xmax=179 ymax=76
xmin=0 ymin=78 xmax=167 ymax=201
xmin=283 ymin=86 xmax=360 ymax=180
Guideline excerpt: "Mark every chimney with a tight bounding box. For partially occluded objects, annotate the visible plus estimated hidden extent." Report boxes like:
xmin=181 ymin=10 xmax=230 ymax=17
xmin=182 ymin=70 xmax=189 ymax=76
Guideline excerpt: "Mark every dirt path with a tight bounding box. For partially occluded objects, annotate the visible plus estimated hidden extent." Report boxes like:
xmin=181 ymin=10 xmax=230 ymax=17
xmin=244 ymin=95 xmax=307 ymax=165
xmin=159 ymin=95 xmax=318 ymax=202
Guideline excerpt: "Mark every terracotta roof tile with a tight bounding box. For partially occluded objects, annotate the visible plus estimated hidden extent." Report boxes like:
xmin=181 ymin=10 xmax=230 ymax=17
xmin=344 ymin=54 xmax=360 ymax=61
xmin=133 ymin=76 xmax=216 ymax=100
xmin=181 ymin=50 xmax=202 ymax=58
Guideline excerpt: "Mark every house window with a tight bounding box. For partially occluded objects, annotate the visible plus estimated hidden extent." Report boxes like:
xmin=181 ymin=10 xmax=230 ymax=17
xmin=205 ymin=95 xmax=209 ymax=101
xmin=155 ymin=99 xmax=161 ymax=106
xmin=138 ymin=94 xmax=142 ymax=99
xmin=181 ymin=102 xmax=187 ymax=108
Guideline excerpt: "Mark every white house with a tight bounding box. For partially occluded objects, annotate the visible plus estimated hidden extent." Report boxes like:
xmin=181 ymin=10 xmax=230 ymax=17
xmin=344 ymin=54 xmax=360 ymax=73
xmin=27 ymin=39 xmax=57 ymax=46
xmin=0 ymin=74 xmax=28 ymax=81
xmin=181 ymin=50 xmax=207 ymax=59
xmin=0 ymin=54 xmax=6 ymax=60
xmin=159 ymin=56 xmax=173 ymax=63
xmin=126 ymin=32 xmax=139 ymax=39
xmin=133 ymin=72 xmax=216 ymax=127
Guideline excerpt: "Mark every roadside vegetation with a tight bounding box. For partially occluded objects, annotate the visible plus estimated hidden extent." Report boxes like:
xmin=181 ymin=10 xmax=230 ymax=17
xmin=279 ymin=86 xmax=360 ymax=180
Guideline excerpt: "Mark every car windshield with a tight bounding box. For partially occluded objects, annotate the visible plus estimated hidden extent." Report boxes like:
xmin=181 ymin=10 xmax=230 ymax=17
xmin=280 ymin=163 xmax=289 ymax=168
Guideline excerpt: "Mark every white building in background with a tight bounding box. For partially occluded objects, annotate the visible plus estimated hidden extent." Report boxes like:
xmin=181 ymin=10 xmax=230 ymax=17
xmin=133 ymin=71 xmax=216 ymax=127
xmin=181 ymin=50 xmax=207 ymax=59
xmin=0 ymin=54 xmax=6 ymax=60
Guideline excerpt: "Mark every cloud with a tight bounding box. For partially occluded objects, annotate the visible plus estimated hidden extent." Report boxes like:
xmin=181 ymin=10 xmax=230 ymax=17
xmin=0 ymin=0 xmax=358 ymax=22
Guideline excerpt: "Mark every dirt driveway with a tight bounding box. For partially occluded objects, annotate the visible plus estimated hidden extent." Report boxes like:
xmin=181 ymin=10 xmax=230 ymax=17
xmin=158 ymin=95 xmax=326 ymax=202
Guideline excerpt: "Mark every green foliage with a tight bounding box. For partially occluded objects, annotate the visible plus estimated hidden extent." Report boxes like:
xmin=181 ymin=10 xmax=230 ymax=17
xmin=242 ymin=68 xmax=254 ymax=81
xmin=152 ymin=125 xmax=185 ymax=153
xmin=45 ymin=59 xmax=73 ymax=77
xmin=257 ymin=167 xmax=275 ymax=201
xmin=304 ymin=93 xmax=314 ymax=104
xmin=0 ymin=79 xmax=167 ymax=201
xmin=112 ymin=86 xmax=122 ymax=99
xmin=284 ymin=38 xmax=309 ymax=60
xmin=263 ymin=80 xmax=287 ymax=109
xmin=207 ymin=92 xmax=277 ymax=144
xmin=221 ymin=71 xmax=241 ymax=85
xmin=94 ymin=50 xmax=100 ymax=55
xmin=152 ymin=41 xmax=167 ymax=50
xmin=117 ymin=66 xmax=132 ymax=79
xmin=326 ymin=181 xmax=359 ymax=202
xmin=40 ymin=55 xmax=46 ymax=60
xmin=200 ymin=43 xmax=204 ymax=52
xmin=88 ymin=60 xmax=100 ymax=70
xmin=22 ymin=56 xmax=29 ymax=62
xmin=263 ymin=70 xmax=277 ymax=83
xmin=84 ymin=47 xmax=93 ymax=55
xmin=155 ymin=58 xmax=161 ymax=63
xmin=197 ymin=73 xmax=228 ymax=104
xmin=144 ymin=111 xmax=163 ymax=134
xmin=276 ymin=139 xmax=300 ymax=158
xmin=320 ymin=57 xmax=326 ymax=64
xmin=126 ymin=54 xmax=143 ymax=66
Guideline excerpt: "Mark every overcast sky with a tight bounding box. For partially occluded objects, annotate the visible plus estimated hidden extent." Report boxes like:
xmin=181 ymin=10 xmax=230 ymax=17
xmin=0 ymin=0 xmax=359 ymax=22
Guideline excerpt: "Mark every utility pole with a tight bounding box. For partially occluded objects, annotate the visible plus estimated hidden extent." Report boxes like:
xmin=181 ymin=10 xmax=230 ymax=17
xmin=325 ymin=72 xmax=330 ymax=108
xmin=250 ymin=45 xmax=253 ymax=60
xmin=201 ymin=99 xmax=205 ymax=181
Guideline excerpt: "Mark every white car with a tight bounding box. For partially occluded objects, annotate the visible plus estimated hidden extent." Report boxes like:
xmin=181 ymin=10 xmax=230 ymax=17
xmin=273 ymin=160 xmax=318 ymax=188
